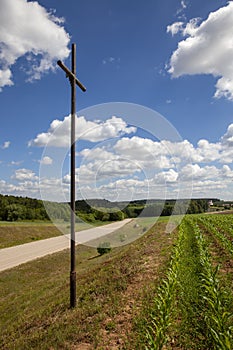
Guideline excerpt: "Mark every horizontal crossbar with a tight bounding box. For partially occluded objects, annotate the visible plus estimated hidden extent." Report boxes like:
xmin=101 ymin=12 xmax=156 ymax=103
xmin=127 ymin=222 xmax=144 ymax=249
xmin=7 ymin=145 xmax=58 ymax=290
xmin=57 ymin=60 xmax=86 ymax=92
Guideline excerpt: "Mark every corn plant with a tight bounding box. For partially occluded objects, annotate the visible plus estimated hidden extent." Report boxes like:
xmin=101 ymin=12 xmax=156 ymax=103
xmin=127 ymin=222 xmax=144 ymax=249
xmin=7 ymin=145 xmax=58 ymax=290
xmin=189 ymin=218 xmax=233 ymax=350
xmin=144 ymin=216 xmax=232 ymax=349
xmin=198 ymin=216 xmax=233 ymax=256
xmin=202 ymin=214 xmax=233 ymax=239
xmin=145 ymin=225 xmax=183 ymax=349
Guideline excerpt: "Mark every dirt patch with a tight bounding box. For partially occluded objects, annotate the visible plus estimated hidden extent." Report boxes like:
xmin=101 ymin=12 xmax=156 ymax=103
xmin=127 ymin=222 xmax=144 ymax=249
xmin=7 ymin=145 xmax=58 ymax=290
xmin=73 ymin=344 xmax=92 ymax=350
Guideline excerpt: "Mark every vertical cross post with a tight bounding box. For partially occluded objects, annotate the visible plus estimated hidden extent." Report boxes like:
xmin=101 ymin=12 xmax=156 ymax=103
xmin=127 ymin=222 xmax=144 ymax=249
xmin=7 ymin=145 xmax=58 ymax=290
xmin=70 ymin=43 xmax=77 ymax=308
xmin=57 ymin=44 xmax=86 ymax=308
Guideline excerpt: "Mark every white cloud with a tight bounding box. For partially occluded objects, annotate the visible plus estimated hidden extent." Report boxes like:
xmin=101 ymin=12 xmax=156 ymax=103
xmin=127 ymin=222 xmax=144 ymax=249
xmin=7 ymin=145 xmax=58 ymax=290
xmin=79 ymin=147 xmax=115 ymax=161
xmin=222 ymin=164 xmax=233 ymax=178
xmin=175 ymin=0 xmax=188 ymax=19
xmin=29 ymin=115 xmax=136 ymax=147
xmin=10 ymin=161 xmax=23 ymax=166
xmin=40 ymin=156 xmax=53 ymax=165
xmin=0 ymin=0 xmax=70 ymax=90
xmin=0 ymin=69 xmax=13 ymax=90
xmin=196 ymin=139 xmax=222 ymax=162
xmin=114 ymin=137 xmax=200 ymax=164
xmin=181 ymin=0 xmax=187 ymax=10
xmin=0 ymin=179 xmax=27 ymax=196
xmin=72 ymin=123 xmax=233 ymax=200
xmin=167 ymin=22 xmax=184 ymax=36
xmin=167 ymin=2 xmax=233 ymax=100
xmin=1 ymin=141 xmax=10 ymax=149
xmin=4 ymin=121 xmax=233 ymax=201
xmin=12 ymin=168 xmax=38 ymax=181
xmin=154 ymin=169 xmax=179 ymax=184
xmin=114 ymin=136 xmax=165 ymax=160
xmin=179 ymin=163 xmax=219 ymax=181
xmin=77 ymin=132 xmax=229 ymax=184
xmin=221 ymin=123 xmax=233 ymax=146
xmin=102 ymin=57 xmax=120 ymax=66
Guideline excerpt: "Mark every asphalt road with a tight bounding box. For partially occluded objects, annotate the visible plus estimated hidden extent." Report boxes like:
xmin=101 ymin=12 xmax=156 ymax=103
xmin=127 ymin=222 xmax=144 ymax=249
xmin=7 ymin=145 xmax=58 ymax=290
xmin=0 ymin=219 xmax=131 ymax=272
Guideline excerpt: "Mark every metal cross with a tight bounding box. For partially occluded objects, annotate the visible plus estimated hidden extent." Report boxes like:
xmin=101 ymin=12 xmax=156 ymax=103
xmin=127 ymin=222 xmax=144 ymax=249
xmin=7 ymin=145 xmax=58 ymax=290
xmin=57 ymin=43 xmax=86 ymax=308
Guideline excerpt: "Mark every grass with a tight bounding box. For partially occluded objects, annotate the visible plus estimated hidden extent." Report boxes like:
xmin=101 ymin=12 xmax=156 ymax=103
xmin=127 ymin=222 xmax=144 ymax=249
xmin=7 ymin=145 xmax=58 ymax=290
xmin=0 ymin=223 xmax=62 ymax=248
xmin=88 ymin=216 xmax=169 ymax=248
xmin=0 ymin=219 xmax=176 ymax=350
xmin=0 ymin=219 xmax=115 ymax=248
xmin=171 ymin=218 xmax=210 ymax=349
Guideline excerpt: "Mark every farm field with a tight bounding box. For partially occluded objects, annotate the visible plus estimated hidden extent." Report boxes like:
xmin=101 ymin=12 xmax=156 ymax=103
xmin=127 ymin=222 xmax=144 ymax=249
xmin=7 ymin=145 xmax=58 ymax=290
xmin=0 ymin=220 xmax=114 ymax=249
xmin=0 ymin=214 xmax=233 ymax=349
xmin=144 ymin=214 xmax=233 ymax=349
xmin=0 ymin=222 xmax=62 ymax=248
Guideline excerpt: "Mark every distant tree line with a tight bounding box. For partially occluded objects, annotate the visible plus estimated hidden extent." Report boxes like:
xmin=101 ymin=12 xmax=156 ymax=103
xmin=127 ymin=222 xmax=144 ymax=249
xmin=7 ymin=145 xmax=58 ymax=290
xmin=75 ymin=200 xmax=124 ymax=223
xmin=0 ymin=194 xmax=211 ymax=222
xmin=75 ymin=198 xmax=210 ymax=222
xmin=0 ymin=194 xmax=49 ymax=221
xmin=122 ymin=199 xmax=209 ymax=218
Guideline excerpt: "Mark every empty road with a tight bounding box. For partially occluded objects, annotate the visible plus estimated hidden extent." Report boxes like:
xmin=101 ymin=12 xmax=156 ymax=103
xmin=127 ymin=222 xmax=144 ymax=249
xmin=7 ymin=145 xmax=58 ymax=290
xmin=0 ymin=219 xmax=131 ymax=272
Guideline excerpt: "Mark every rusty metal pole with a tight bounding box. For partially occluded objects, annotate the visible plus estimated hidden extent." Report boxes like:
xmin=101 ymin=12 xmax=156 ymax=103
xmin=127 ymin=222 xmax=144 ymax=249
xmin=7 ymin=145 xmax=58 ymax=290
xmin=70 ymin=43 xmax=76 ymax=308
xmin=57 ymin=44 xmax=86 ymax=309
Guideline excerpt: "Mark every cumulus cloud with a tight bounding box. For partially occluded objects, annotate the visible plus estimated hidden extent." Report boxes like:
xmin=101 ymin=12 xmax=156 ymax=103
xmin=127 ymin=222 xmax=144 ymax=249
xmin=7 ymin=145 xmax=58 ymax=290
xmin=40 ymin=156 xmax=53 ymax=165
xmin=79 ymin=147 xmax=116 ymax=161
xmin=12 ymin=168 xmax=38 ymax=181
xmin=73 ymin=122 xmax=233 ymax=193
xmin=114 ymin=137 xmax=200 ymax=163
xmin=29 ymin=115 xmax=136 ymax=147
xmin=167 ymin=2 xmax=233 ymax=100
xmin=0 ymin=0 xmax=70 ymax=90
xmin=221 ymin=123 xmax=233 ymax=146
xmin=5 ymin=121 xmax=233 ymax=201
xmin=154 ymin=169 xmax=179 ymax=184
xmin=179 ymin=164 xmax=219 ymax=181
xmin=0 ymin=69 xmax=13 ymax=89
xmin=167 ymin=22 xmax=184 ymax=36
xmin=196 ymin=139 xmax=222 ymax=162
xmin=1 ymin=141 xmax=10 ymax=149
xmin=0 ymin=179 xmax=28 ymax=196
xmin=71 ymin=122 xmax=233 ymax=200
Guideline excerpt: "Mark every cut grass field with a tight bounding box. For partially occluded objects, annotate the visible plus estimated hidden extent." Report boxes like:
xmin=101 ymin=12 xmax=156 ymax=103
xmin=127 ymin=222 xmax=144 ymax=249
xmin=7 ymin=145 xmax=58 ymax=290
xmin=0 ymin=220 xmax=114 ymax=248
xmin=0 ymin=223 xmax=61 ymax=248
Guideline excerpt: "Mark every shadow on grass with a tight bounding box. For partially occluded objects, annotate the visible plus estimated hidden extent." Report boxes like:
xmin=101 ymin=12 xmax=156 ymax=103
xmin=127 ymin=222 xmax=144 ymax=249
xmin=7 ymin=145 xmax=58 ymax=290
xmin=88 ymin=254 xmax=100 ymax=260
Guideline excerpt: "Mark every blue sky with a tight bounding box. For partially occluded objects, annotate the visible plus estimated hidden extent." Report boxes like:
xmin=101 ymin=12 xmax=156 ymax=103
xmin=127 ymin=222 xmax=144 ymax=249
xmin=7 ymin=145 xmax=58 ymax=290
xmin=1 ymin=0 xmax=233 ymax=201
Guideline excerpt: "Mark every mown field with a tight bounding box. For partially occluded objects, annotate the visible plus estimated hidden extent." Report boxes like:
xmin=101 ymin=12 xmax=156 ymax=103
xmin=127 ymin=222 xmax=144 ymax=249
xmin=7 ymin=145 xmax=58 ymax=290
xmin=0 ymin=222 xmax=62 ymax=248
xmin=0 ymin=214 xmax=233 ymax=349
xmin=0 ymin=220 xmax=113 ymax=249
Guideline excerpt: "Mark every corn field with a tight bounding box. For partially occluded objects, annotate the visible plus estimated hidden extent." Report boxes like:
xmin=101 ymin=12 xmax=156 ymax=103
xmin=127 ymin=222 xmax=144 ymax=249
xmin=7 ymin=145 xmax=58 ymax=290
xmin=145 ymin=214 xmax=233 ymax=350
